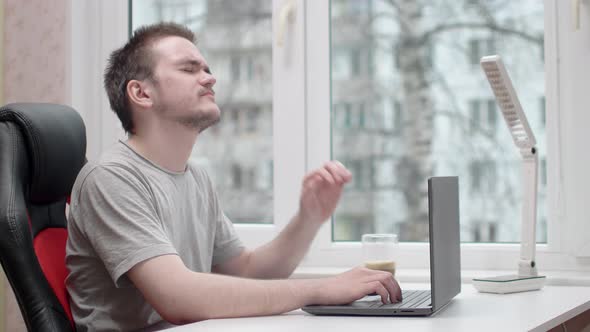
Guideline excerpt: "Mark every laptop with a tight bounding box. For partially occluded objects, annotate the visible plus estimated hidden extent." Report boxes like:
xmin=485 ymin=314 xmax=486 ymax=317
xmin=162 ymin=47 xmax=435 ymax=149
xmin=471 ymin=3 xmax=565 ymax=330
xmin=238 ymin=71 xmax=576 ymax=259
xmin=302 ymin=176 xmax=461 ymax=317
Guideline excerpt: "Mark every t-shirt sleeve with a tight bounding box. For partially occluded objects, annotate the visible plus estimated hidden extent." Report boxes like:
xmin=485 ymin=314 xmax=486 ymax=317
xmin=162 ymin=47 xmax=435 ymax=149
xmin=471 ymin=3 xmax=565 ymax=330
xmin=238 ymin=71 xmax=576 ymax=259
xmin=212 ymin=212 xmax=245 ymax=265
xmin=72 ymin=165 xmax=178 ymax=288
xmin=200 ymin=169 xmax=245 ymax=266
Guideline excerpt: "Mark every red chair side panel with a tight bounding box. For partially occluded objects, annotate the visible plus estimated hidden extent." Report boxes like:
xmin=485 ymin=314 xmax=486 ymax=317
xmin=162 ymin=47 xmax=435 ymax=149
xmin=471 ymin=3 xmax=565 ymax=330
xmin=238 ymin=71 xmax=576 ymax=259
xmin=33 ymin=228 xmax=73 ymax=325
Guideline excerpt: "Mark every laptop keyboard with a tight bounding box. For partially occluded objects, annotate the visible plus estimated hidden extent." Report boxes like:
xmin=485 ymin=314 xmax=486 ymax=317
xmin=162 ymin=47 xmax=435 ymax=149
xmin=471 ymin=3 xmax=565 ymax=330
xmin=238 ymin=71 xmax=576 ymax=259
xmin=390 ymin=290 xmax=431 ymax=308
xmin=352 ymin=290 xmax=431 ymax=309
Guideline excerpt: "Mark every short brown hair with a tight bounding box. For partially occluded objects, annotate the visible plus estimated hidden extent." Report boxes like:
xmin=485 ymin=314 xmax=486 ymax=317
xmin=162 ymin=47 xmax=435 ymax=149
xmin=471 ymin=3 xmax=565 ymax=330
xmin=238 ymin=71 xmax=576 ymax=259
xmin=104 ymin=22 xmax=196 ymax=134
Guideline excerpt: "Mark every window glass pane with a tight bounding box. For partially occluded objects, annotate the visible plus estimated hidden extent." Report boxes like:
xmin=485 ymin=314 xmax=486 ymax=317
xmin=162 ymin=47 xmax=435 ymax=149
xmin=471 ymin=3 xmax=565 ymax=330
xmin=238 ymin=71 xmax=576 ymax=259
xmin=131 ymin=0 xmax=273 ymax=224
xmin=330 ymin=0 xmax=546 ymax=242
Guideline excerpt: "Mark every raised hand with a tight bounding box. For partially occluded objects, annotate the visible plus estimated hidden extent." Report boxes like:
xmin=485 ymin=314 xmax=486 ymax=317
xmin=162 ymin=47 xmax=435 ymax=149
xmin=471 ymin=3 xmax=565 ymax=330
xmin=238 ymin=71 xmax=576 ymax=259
xmin=298 ymin=161 xmax=352 ymax=226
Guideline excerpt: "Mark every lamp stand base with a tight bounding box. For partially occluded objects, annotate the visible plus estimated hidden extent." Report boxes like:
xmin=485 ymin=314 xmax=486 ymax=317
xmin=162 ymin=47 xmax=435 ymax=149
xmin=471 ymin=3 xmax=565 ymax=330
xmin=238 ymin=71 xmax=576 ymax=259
xmin=472 ymin=275 xmax=546 ymax=294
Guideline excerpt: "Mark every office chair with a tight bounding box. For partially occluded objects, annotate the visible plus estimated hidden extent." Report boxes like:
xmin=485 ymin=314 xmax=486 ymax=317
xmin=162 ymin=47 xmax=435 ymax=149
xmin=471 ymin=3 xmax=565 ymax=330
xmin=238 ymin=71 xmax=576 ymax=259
xmin=0 ymin=103 xmax=86 ymax=331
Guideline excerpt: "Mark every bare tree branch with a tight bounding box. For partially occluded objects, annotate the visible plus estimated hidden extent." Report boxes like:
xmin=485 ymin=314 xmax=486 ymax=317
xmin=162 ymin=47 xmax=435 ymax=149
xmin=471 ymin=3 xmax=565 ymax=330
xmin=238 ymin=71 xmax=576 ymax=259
xmin=422 ymin=22 xmax=543 ymax=46
xmin=378 ymin=0 xmax=416 ymax=33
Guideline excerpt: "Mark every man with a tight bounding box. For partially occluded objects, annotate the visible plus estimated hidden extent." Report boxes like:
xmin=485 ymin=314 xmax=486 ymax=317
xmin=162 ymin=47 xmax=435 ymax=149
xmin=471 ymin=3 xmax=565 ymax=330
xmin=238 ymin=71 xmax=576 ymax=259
xmin=65 ymin=22 xmax=401 ymax=331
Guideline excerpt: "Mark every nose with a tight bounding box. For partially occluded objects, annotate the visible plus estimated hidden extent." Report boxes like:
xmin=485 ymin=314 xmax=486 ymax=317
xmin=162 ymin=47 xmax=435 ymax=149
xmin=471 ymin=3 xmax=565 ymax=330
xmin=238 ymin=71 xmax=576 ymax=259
xmin=200 ymin=72 xmax=216 ymax=88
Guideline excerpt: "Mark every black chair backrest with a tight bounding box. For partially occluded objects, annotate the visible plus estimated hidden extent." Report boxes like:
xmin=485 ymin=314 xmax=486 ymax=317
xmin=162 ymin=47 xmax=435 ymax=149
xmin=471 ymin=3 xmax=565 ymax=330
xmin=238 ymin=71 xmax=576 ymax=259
xmin=0 ymin=103 xmax=86 ymax=332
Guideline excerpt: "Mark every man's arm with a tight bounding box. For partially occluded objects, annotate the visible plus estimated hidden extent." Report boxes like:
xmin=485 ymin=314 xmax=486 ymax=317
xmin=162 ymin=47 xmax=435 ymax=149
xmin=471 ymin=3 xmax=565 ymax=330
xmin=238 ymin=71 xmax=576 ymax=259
xmin=128 ymin=254 xmax=401 ymax=325
xmin=212 ymin=213 xmax=319 ymax=279
xmin=213 ymin=161 xmax=351 ymax=279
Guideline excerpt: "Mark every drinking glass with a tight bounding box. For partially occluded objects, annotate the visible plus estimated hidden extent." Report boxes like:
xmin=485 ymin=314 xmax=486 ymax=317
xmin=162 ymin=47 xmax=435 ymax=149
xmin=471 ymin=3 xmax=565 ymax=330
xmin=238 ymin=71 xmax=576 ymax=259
xmin=362 ymin=233 xmax=398 ymax=276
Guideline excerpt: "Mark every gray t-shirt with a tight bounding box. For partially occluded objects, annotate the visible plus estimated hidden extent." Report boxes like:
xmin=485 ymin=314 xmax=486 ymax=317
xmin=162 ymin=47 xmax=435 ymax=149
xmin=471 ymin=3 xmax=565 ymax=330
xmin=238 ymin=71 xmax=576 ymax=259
xmin=65 ymin=141 xmax=244 ymax=331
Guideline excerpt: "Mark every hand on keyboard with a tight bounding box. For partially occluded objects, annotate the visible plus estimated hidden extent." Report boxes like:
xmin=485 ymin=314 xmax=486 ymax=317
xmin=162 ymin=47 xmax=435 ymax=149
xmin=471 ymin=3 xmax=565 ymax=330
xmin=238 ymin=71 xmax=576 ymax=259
xmin=310 ymin=266 xmax=402 ymax=306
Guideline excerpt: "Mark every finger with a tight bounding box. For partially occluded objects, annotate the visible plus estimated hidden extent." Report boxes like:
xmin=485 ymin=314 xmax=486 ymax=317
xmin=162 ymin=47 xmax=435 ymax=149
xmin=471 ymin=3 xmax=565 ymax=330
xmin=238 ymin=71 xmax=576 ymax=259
xmin=303 ymin=172 xmax=324 ymax=190
xmin=316 ymin=167 xmax=335 ymax=185
xmin=393 ymin=278 xmax=403 ymax=302
xmin=382 ymin=275 xmax=402 ymax=303
xmin=332 ymin=160 xmax=353 ymax=182
xmin=368 ymin=281 xmax=390 ymax=304
xmin=324 ymin=162 xmax=344 ymax=183
xmin=328 ymin=161 xmax=350 ymax=183
xmin=334 ymin=160 xmax=353 ymax=179
xmin=364 ymin=271 xmax=399 ymax=302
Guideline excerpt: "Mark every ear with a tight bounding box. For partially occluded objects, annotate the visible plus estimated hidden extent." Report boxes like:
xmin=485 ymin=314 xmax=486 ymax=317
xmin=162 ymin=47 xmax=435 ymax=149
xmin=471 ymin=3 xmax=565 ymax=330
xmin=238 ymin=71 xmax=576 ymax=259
xmin=126 ymin=79 xmax=154 ymax=110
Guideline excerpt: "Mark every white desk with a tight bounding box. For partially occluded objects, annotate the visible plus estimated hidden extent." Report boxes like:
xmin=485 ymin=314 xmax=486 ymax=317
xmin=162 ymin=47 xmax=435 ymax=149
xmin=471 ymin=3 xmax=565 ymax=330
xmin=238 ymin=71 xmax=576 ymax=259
xmin=163 ymin=284 xmax=590 ymax=332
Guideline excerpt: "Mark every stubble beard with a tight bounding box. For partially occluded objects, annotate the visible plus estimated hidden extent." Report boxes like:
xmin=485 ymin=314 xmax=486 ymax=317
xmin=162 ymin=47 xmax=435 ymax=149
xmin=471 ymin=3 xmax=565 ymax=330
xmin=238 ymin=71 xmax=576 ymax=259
xmin=177 ymin=110 xmax=220 ymax=133
xmin=155 ymin=103 xmax=220 ymax=133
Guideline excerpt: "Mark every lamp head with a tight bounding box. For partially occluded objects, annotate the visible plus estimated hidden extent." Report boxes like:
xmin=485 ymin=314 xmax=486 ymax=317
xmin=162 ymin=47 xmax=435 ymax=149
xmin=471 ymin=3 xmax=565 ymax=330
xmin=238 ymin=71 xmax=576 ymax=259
xmin=481 ymin=55 xmax=537 ymax=150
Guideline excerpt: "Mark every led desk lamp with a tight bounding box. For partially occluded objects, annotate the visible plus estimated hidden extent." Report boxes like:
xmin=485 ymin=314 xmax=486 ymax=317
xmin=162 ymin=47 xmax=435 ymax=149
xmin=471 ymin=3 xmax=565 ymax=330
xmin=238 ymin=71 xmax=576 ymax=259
xmin=472 ymin=55 xmax=546 ymax=294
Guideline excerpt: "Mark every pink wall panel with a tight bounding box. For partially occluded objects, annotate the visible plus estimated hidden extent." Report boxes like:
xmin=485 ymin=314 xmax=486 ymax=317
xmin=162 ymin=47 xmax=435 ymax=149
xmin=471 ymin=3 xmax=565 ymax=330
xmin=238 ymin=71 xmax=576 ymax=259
xmin=3 ymin=0 xmax=67 ymax=104
xmin=2 ymin=0 xmax=68 ymax=330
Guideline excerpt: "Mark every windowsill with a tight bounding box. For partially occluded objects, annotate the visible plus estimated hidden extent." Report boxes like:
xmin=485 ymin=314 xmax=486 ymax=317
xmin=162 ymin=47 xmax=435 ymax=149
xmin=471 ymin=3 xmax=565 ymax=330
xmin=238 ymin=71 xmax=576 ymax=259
xmin=291 ymin=267 xmax=590 ymax=287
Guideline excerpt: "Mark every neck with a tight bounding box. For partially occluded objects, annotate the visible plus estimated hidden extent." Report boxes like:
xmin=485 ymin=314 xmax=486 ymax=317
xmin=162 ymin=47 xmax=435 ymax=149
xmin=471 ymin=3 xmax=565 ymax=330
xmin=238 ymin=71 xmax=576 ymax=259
xmin=127 ymin=121 xmax=198 ymax=173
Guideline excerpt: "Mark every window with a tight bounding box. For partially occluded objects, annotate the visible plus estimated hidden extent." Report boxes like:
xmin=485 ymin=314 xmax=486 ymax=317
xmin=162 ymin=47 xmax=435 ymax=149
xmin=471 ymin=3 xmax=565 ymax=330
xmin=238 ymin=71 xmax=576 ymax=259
xmin=470 ymin=99 xmax=481 ymax=133
xmin=393 ymin=100 xmax=403 ymax=132
xmin=230 ymin=55 xmax=256 ymax=81
xmin=131 ymin=0 xmax=274 ymax=224
xmin=374 ymin=158 xmax=395 ymax=188
xmin=245 ymin=108 xmax=260 ymax=133
xmin=231 ymin=163 xmax=242 ymax=189
xmin=469 ymin=38 xmax=495 ymax=65
xmin=539 ymin=96 xmax=546 ymax=126
xmin=350 ymin=49 xmax=361 ymax=76
xmin=329 ymin=0 xmax=546 ymax=243
xmin=469 ymin=160 xmax=496 ymax=192
xmin=246 ymin=57 xmax=254 ymax=81
xmin=540 ymin=157 xmax=547 ymax=186
xmin=358 ymin=102 xmax=366 ymax=129
xmin=230 ymin=56 xmax=241 ymax=80
xmin=153 ymin=1 xmax=194 ymax=25
xmin=487 ymin=100 xmax=497 ymax=128
xmin=75 ymin=0 xmax=590 ymax=271
xmin=469 ymin=98 xmax=497 ymax=134
xmin=343 ymin=103 xmax=352 ymax=128
xmin=300 ymin=0 xmax=590 ymax=271
xmin=471 ymin=220 xmax=498 ymax=243
xmin=470 ymin=161 xmax=483 ymax=191
xmin=256 ymin=160 xmax=273 ymax=190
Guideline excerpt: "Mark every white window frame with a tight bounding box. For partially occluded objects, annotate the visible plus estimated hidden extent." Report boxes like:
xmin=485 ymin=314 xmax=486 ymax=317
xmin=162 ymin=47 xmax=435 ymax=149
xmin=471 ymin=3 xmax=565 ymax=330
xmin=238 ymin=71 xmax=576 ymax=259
xmin=70 ymin=0 xmax=590 ymax=273
xmin=301 ymin=0 xmax=590 ymax=272
xmin=69 ymin=0 xmax=307 ymax=249
xmin=70 ymin=0 xmax=128 ymax=162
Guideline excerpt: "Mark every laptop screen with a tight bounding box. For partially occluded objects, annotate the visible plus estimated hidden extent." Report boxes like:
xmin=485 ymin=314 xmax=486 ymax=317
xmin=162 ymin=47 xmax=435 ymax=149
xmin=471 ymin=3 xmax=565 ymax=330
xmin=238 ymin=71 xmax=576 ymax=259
xmin=428 ymin=177 xmax=461 ymax=311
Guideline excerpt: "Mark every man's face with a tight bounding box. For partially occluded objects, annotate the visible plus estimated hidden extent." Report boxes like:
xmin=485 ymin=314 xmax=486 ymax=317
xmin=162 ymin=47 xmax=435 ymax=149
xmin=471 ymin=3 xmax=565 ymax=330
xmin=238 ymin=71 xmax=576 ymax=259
xmin=149 ymin=36 xmax=219 ymax=132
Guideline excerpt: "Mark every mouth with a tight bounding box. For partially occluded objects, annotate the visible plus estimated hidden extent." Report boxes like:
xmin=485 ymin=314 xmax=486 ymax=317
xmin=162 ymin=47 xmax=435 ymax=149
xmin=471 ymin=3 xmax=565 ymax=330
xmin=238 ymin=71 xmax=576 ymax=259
xmin=200 ymin=90 xmax=215 ymax=97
